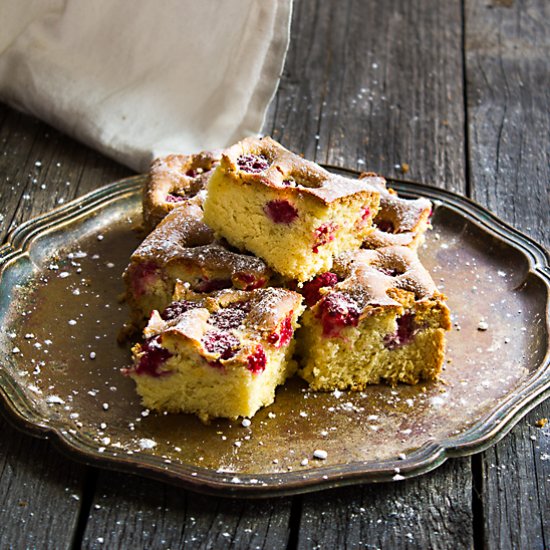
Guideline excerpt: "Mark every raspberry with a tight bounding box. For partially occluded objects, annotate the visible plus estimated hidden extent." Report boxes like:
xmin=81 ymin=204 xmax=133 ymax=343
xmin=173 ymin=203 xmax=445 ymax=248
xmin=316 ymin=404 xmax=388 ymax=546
xmin=160 ymin=300 xmax=201 ymax=321
xmin=384 ymin=313 xmax=417 ymax=350
xmin=202 ymin=329 xmax=240 ymax=361
xmin=264 ymin=200 xmax=299 ymax=224
xmin=165 ymin=193 xmax=185 ymax=203
xmin=361 ymin=206 xmax=372 ymax=221
xmin=301 ymin=272 xmax=338 ymax=306
xmin=247 ymin=346 xmax=267 ymax=374
xmin=129 ymin=261 xmax=159 ymax=298
xmin=237 ymin=154 xmax=270 ymax=173
xmin=234 ymin=273 xmax=266 ymax=290
xmin=195 ymin=278 xmax=232 ymax=293
xmin=209 ymin=301 xmax=251 ymax=330
xmin=312 ymin=222 xmax=338 ymax=253
xmin=133 ymin=336 xmax=172 ymax=377
xmin=317 ymin=292 xmax=360 ymax=337
xmin=267 ymin=314 xmax=294 ymax=348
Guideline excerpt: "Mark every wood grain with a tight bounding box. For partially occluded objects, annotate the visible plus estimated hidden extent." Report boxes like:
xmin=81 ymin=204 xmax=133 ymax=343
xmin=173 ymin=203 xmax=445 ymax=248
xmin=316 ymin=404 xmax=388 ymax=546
xmin=297 ymin=459 xmax=473 ymax=550
xmin=0 ymin=417 xmax=87 ymax=550
xmin=267 ymin=0 xmax=466 ymax=193
xmin=466 ymin=0 xmax=550 ymax=248
xmin=465 ymin=0 xmax=550 ymax=548
xmin=80 ymin=471 xmax=292 ymax=549
xmin=0 ymin=104 xmax=131 ymax=244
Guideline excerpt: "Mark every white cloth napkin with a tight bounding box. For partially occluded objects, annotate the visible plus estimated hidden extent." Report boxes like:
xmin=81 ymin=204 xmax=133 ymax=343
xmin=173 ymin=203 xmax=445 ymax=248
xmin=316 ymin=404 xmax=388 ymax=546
xmin=0 ymin=1 xmax=292 ymax=171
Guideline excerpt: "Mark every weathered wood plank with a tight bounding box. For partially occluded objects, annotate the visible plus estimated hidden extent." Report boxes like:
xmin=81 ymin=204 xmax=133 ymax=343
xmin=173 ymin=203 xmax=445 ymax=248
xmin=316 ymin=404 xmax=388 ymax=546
xmin=297 ymin=459 xmax=473 ymax=550
xmin=474 ymin=404 xmax=550 ymax=550
xmin=465 ymin=0 xmax=550 ymax=548
xmin=0 ymin=416 xmax=87 ymax=550
xmin=81 ymin=471 xmax=292 ymax=549
xmin=271 ymin=0 xmax=466 ymax=193
xmin=0 ymin=103 xmax=131 ymax=244
xmin=466 ymin=0 xmax=550 ymax=248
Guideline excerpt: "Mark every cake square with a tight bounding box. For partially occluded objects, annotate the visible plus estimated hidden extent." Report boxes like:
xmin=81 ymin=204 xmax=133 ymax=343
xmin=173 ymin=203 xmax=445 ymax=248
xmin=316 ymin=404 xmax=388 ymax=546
xmin=359 ymin=172 xmax=432 ymax=250
xmin=202 ymin=137 xmax=382 ymax=282
xmin=123 ymin=201 xmax=272 ymax=327
xmin=297 ymin=246 xmax=451 ymax=390
xmin=143 ymin=150 xmax=221 ymax=231
xmin=124 ymin=286 xmax=305 ymax=421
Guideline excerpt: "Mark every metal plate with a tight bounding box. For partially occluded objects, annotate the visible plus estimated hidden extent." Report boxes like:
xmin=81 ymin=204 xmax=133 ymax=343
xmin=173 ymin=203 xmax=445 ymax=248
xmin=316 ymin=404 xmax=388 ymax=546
xmin=0 ymin=170 xmax=548 ymax=498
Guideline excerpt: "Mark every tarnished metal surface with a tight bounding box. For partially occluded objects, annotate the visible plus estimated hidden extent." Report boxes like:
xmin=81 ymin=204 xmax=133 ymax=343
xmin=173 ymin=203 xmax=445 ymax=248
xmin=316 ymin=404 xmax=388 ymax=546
xmin=0 ymin=173 xmax=548 ymax=497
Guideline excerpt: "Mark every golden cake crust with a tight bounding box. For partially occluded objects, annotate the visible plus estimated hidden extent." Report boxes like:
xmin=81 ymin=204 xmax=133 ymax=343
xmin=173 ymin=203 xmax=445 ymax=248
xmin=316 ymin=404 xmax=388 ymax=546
xmin=157 ymin=286 xmax=304 ymax=354
xmin=359 ymin=172 xmax=432 ymax=249
xmin=131 ymin=203 xmax=270 ymax=282
xmin=333 ymin=246 xmax=448 ymax=316
xmin=143 ymin=150 xmax=221 ymax=231
xmin=123 ymin=202 xmax=272 ymax=327
xmin=221 ymin=136 xmax=385 ymax=204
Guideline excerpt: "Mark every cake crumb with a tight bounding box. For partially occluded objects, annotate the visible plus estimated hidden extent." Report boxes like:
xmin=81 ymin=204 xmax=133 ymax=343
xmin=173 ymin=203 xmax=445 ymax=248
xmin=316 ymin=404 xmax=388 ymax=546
xmin=241 ymin=418 xmax=251 ymax=428
xmin=535 ymin=418 xmax=548 ymax=428
xmin=477 ymin=321 xmax=489 ymax=331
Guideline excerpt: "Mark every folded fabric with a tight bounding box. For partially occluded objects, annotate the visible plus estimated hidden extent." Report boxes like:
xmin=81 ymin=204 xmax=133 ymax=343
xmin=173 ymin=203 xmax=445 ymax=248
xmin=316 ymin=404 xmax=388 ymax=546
xmin=0 ymin=0 xmax=292 ymax=171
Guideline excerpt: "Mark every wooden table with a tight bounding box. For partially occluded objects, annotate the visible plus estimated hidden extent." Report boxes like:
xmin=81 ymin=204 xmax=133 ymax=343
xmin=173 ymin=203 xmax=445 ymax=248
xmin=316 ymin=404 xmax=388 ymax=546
xmin=1 ymin=1 xmax=548 ymax=548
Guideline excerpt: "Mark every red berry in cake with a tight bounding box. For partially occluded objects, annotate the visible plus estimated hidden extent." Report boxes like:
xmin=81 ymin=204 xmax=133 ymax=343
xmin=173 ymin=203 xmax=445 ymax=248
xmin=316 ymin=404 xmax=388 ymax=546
xmin=160 ymin=300 xmax=201 ymax=321
xmin=264 ymin=200 xmax=299 ymax=224
xmin=195 ymin=278 xmax=233 ymax=293
xmin=165 ymin=193 xmax=185 ymax=203
xmin=202 ymin=329 xmax=240 ymax=360
xmin=246 ymin=345 xmax=267 ymax=374
xmin=361 ymin=206 xmax=372 ymax=221
xmin=133 ymin=336 xmax=173 ymax=377
xmin=317 ymin=292 xmax=360 ymax=337
xmin=384 ymin=313 xmax=417 ymax=350
xmin=234 ymin=272 xmax=266 ymax=290
xmin=302 ymin=272 xmax=338 ymax=306
xmin=267 ymin=313 xmax=294 ymax=348
xmin=237 ymin=154 xmax=270 ymax=173
xmin=209 ymin=301 xmax=252 ymax=330
xmin=129 ymin=261 xmax=160 ymax=298
xmin=312 ymin=222 xmax=338 ymax=253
